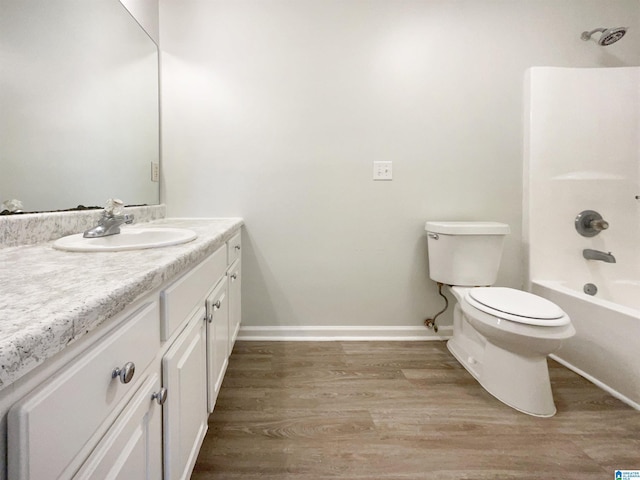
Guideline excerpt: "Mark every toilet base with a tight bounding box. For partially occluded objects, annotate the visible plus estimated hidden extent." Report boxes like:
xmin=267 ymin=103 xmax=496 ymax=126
xmin=447 ymin=337 xmax=557 ymax=417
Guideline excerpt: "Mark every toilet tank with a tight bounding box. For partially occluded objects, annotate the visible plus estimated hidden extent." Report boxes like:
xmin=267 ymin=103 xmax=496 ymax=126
xmin=425 ymin=221 xmax=510 ymax=286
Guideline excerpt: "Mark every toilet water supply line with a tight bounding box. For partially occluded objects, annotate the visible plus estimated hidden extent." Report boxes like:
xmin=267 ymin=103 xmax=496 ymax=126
xmin=424 ymin=282 xmax=449 ymax=333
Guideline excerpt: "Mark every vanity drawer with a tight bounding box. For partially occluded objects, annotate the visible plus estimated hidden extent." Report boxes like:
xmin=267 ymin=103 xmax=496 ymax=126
xmin=227 ymin=231 xmax=241 ymax=265
xmin=8 ymin=301 xmax=160 ymax=480
xmin=161 ymin=245 xmax=227 ymax=340
xmin=73 ymin=368 xmax=162 ymax=480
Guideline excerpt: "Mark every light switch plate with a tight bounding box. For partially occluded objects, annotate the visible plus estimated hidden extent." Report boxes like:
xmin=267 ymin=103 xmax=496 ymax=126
xmin=373 ymin=161 xmax=392 ymax=180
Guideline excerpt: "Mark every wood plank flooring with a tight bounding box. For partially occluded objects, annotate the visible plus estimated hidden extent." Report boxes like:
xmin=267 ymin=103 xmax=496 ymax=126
xmin=192 ymin=341 xmax=640 ymax=479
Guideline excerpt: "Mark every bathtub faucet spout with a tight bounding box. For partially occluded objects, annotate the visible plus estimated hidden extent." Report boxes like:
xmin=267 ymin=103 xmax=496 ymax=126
xmin=583 ymin=249 xmax=616 ymax=263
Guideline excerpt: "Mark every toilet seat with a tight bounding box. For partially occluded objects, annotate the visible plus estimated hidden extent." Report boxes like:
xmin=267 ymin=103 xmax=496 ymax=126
xmin=465 ymin=287 xmax=570 ymax=327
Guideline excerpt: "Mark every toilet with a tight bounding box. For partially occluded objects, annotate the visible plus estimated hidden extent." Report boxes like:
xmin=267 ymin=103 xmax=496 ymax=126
xmin=425 ymin=221 xmax=575 ymax=417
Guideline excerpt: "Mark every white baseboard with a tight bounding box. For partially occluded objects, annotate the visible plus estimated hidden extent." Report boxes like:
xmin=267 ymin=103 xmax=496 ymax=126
xmin=550 ymin=354 xmax=640 ymax=411
xmin=237 ymin=325 xmax=452 ymax=341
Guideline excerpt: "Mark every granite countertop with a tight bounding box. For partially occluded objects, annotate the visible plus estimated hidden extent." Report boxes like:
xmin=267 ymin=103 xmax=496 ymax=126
xmin=0 ymin=217 xmax=243 ymax=391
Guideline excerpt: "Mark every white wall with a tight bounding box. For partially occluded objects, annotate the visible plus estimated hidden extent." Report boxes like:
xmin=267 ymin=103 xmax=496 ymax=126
xmin=159 ymin=0 xmax=640 ymax=334
xmin=120 ymin=0 xmax=160 ymax=45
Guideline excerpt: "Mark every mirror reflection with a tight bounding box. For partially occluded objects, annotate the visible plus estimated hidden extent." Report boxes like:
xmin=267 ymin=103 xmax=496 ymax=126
xmin=0 ymin=0 xmax=160 ymax=213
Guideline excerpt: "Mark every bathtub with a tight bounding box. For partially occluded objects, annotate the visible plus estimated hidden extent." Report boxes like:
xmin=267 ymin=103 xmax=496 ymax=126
xmin=532 ymin=280 xmax=640 ymax=410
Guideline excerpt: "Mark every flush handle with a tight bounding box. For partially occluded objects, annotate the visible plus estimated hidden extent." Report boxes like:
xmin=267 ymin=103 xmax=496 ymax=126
xmin=427 ymin=232 xmax=439 ymax=240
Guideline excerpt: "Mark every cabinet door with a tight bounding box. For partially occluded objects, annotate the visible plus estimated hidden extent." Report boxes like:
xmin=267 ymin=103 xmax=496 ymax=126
xmin=205 ymin=278 xmax=229 ymax=413
xmin=73 ymin=370 xmax=163 ymax=480
xmin=227 ymin=259 xmax=241 ymax=353
xmin=163 ymin=307 xmax=208 ymax=480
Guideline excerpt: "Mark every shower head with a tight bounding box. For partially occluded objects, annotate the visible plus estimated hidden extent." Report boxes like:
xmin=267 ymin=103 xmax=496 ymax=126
xmin=581 ymin=27 xmax=627 ymax=46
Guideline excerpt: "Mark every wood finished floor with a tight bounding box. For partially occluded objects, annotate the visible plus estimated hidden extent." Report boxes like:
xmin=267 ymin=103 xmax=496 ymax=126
xmin=192 ymin=341 xmax=640 ymax=479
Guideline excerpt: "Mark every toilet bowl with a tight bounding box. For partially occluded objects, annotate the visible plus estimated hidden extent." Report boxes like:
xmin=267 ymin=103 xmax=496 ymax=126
xmin=447 ymin=286 xmax=575 ymax=417
xmin=425 ymin=221 xmax=575 ymax=417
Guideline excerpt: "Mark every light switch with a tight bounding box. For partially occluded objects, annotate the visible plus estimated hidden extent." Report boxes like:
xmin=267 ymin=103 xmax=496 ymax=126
xmin=373 ymin=161 xmax=392 ymax=181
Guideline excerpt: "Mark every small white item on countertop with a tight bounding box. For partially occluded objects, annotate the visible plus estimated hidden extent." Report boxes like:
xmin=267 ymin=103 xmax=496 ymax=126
xmin=1 ymin=199 xmax=23 ymax=213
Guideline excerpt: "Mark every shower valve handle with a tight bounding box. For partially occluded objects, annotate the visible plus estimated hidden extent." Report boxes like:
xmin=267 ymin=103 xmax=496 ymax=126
xmin=589 ymin=219 xmax=609 ymax=231
xmin=575 ymin=210 xmax=609 ymax=237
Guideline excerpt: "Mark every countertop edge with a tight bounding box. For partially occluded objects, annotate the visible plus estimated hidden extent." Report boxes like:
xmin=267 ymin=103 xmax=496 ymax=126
xmin=0 ymin=217 xmax=243 ymax=392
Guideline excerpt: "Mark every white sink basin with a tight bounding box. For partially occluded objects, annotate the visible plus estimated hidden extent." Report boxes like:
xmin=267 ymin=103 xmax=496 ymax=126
xmin=53 ymin=227 xmax=197 ymax=252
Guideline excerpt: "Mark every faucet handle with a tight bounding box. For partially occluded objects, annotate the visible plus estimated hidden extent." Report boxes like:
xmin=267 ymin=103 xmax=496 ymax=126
xmin=104 ymin=198 xmax=125 ymax=216
xmin=589 ymin=219 xmax=609 ymax=231
xmin=575 ymin=210 xmax=609 ymax=237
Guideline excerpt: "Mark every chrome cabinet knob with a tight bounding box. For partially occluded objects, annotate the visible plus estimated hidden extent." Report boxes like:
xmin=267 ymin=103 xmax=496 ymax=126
xmin=112 ymin=362 xmax=135 ymax=384
xmin=206 ymin=313 xmax=213 ymax=323
xmin=230 ymin=273 xmax=238 ymax=280
xmin=151 ymin=387 xmax=168 ymax=405
xmin=213 ymin=300 xmax=221 ymax=310
xmin=234 ymin=245 xmax=241 ymax=251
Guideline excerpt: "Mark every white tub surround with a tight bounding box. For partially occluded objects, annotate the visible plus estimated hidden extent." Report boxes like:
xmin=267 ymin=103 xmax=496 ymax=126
xmin=524 ymin=66 xmax=640 ymax=409
xmin=0 ymin=216 xmax=243 ymax=391
xmin=532 ymin=281 xmax=640 ymax=410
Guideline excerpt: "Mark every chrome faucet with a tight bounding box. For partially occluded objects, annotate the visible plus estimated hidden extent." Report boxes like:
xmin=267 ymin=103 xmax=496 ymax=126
xmin=84 ymin=199 xmax=134 ymax=238
xmin=583 ymin=248 xmax=616 ymax=263
xmin=83 ymin=212 xmax=134 ymax=238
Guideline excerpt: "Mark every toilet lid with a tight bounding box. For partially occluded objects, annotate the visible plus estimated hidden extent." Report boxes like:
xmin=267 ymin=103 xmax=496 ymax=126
xmin=465 ymin=287 xmax=569 ymax=326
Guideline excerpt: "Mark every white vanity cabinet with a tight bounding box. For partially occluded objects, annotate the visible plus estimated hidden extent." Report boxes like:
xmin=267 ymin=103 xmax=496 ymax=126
xmin=160 ymin=243 xmax=227 ymax=479
xmin=160 ymin=231 xmax=242 ymax=477
xmin=3 ymin=225 xmax=242 ymax=480
xmin=205 ymin=277 xmax=229 ymax=412
xmin=226 ymin=231 xmax=242 ymax=352
xmin=162 ymin=306 xmax=208 ymax=480
xmin=72 ymin=369 xmax=163 ymax=480
xmin=227 ymin=231 xmax=241 ymax=265
xmin=160 ymin=244 xmax=228 ymax=342
xmin=227 ymin=258 xmax=241 ymax=352
xmin=7 ymin=301 xmax=161 ymax=480
xmin=205 ymin=232 xmax=241 ymax=412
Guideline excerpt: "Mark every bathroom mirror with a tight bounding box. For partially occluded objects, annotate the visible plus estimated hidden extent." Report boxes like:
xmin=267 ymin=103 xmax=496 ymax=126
xmin=0 ymin=0 xmax=159 ymax=213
